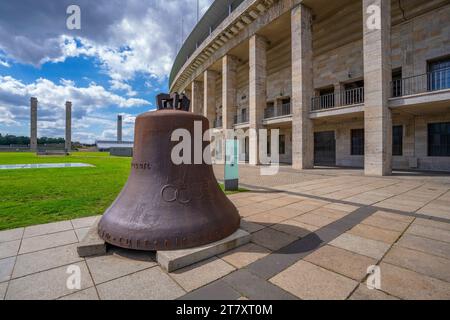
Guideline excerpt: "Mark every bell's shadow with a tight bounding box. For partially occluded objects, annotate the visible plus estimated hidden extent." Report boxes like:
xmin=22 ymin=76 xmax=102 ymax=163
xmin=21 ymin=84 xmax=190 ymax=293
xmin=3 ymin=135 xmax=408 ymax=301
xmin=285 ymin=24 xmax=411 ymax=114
xmin=241 ymin=221 xmax=324 ymax=255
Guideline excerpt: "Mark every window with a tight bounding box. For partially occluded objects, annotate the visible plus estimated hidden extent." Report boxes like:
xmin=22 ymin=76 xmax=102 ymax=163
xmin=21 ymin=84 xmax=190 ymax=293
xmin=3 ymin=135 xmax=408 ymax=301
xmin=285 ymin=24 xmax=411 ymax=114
xmin=351 ymin=129 xmax=364 ymax=155
xmin=393 ymin=125 xmax=403 ymax=156
xmin=241 ymin=108 xmax=248 ymax=122
xmin=428 ymin=57 xmax=450 ymax=91
xmin=428 ymin=122 xmax=450 ymax=157
xmin=279 ymin=135 xmax=285 ymax=155
xmin=392 ymin=68 xmax=402 ymax=97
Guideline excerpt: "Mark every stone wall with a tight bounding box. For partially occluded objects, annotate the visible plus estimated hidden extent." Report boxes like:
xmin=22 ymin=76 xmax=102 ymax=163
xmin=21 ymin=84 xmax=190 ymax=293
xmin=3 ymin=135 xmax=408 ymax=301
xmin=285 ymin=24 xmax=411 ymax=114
xmin=314 ymin=119 xmax=365 ymax=168
xmin=391 ymin=5 xmax=450 ymax=77
xmin=393 ymin=113 xmax=450 ymax=172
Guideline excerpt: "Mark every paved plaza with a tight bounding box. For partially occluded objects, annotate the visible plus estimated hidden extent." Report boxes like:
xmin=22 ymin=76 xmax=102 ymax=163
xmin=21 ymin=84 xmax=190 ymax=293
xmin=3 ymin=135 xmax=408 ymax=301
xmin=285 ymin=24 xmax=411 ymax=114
xmin=1 ymin=166 xmax=450 ymax=300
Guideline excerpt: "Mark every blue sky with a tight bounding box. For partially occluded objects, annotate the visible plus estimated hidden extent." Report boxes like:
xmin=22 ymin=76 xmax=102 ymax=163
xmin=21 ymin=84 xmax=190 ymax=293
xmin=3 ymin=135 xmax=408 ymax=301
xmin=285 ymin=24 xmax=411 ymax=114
xmin=0 ymin=0 xmax=213 ymax=143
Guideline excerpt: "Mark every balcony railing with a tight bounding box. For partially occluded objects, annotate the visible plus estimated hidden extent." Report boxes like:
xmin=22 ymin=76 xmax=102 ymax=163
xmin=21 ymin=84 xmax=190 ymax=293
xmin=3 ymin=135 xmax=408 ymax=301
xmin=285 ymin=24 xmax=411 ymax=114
xmin=213 ymin=118 xmax=222 ymax=128
xmin=264 ymin=103 xmax=291 ymax=119
xmin=311 ymin=87 xmax=364 ymax=111
xmin=391 ymin=68 xmax=450 ymax=97
xmin=234 ymin=112 xmax=249 ymax=125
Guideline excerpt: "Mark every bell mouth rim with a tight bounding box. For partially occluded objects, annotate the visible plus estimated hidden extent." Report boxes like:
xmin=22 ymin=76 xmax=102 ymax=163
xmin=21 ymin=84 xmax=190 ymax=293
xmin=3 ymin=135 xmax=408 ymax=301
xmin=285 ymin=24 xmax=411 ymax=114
xmin=97 ymin=217 xmax=240 ymax=251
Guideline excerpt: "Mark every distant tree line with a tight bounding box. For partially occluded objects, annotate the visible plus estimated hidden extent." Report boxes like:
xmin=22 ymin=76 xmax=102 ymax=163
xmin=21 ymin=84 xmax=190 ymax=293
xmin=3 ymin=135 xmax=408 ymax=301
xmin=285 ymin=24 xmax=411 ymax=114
xmin=0 ymin=133 xmax=65 ymax=145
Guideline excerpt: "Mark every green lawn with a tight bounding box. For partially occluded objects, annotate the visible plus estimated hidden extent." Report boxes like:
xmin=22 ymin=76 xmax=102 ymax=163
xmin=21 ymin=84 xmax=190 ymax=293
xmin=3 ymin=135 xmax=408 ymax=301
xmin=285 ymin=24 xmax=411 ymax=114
xmin=0 ymin=152 xmax=244 ymax=230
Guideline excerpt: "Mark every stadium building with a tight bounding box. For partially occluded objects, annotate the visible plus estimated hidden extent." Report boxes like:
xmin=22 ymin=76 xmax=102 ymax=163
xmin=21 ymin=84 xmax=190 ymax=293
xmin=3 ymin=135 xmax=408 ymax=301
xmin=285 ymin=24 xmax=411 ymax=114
xmin=169 ymin=0 xmax=450 ymax=175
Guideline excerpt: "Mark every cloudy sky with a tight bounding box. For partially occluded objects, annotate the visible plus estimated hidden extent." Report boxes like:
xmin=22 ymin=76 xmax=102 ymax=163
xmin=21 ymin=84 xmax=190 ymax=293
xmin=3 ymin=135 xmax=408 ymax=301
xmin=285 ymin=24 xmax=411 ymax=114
xmin=0 ymin=0 xmax=213 ymax=143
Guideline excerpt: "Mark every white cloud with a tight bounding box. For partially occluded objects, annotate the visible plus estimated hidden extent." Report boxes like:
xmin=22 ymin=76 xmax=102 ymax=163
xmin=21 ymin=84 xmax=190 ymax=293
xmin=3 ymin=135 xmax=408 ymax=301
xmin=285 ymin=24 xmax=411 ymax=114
xmin=0 ymin=106 xmax=18 ymax=125
xmin=0 ymin=60 xmax=10 ymax=68
xmin=0 ymin=75 xmax=149 ymax=143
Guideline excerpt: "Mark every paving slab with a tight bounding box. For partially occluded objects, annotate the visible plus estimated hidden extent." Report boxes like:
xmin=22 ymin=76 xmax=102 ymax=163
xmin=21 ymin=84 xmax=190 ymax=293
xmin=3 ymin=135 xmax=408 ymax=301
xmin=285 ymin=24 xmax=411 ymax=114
xmin=238 ymin=202 xmax=278 ymax=217
xmin=371 ymin=211 xmax=415 ymax=223
xmin=260 ymin=196 xmax=303 ymax=207
xmin=384 ymin=246 xmax=450 ymax=283
xmin=23 ymin=220 xmax=73 ymax=239
xmin=270 ymin=260 xmax=358 ymax=300
xmin=219 ymin=243 xmax=271 ymax=268
xmin=76 ymin=217 xmax=106 ymax=257
xmin=267 ymin=206 xmax=304 ymax=219
xmin=413 ymin=218 xmax=450 ymax=231
xmin=96 ymin=267 xmax=185 ymax=300
xmin=71 ymin=216 xmax=100 ymax=229
xmin=0 ymin=256 xmax=15 ymax=283
xmin=0 ymin=282 xmax=7 ymax=300
xmin=251 ymin=228 xmax=297 ymax=251
xmin=406 ymin=224 xmax=450 ymax=243
xmin=348 ymin=224 xmax=401 ymax=244
xmin=378 ymin=262 xmax=450 ymax=300
xmin=0 ymin=240 xmax=20 ymax=259
xmin=285 ymin=200 xmax=328 ymax=213
xmin=348 ymin=284 xmax=399 ymax=300
xmin=86 ymin=249 xmax=156 ymax=284
xmin=19 ymin=230 xmax=78 ymax=254
xmin=293 ymin=212 xmax=336 ymax=228
xmin=240 ymin=220 xmax=265 ymax=233
xmin=312 ymin=207 xmax=349 ymax=220
xmin=157 ymin=229 xmax=250 ymax=272
xmin=169 ymin=257 xmax=235 ymax=292
xmin=397 ymin=234 xmax=450 ymax=260
xmin=271 ymin=219 xmax=314 ymax=238
xmin=180 ymin=280 xmax=241 ymax=300
xmin=330 ymin=233 xmax=390 ymax=260
xmin=58 ymin=287 xmax=99 ymax=300
xmin=0 ymin=228 xmax=24 ymax=243
xmin=74 ymin=227 xmax=90 ymax=242
xmin=361 ymin=215 xmax=410 ymax=232
xmin=222 ymin=269 xmax=298 ymax=300
xmin=12 ymin=243 xmax=82 ymax=279
xmin=245 ymin=212 xmax=287 ymax=225
xmin=324 ymin=203 xmax=360 ymax=213
xmin=6 ymin=261 xmax=93 ymax=300
xmin=304 ymin=245 xmax=377 ymax=281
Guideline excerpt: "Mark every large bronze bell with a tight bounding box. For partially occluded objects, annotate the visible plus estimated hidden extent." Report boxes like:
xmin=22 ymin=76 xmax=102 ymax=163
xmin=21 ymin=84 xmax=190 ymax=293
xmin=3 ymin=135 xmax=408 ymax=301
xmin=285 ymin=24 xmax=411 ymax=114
xmin=98 ymin=93 xmax=240 ymax=251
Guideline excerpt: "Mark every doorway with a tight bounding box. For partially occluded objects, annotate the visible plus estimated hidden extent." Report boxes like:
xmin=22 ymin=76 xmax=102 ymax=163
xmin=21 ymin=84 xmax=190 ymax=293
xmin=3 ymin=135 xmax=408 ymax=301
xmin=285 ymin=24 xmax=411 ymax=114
xmin=314 ymin=131 xmax=336 ymax=166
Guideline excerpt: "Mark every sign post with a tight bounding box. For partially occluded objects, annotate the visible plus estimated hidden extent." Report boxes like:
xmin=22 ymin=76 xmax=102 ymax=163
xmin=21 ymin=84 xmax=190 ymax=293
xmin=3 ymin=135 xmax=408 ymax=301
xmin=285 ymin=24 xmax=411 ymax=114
xmin=224 ymin=139 xmax=239 ymax=191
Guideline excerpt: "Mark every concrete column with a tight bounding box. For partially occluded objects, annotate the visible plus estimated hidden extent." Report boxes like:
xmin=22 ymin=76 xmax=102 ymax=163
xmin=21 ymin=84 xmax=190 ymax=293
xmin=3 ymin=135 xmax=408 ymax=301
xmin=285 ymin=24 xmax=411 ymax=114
xmin=249 ymin=34 xmax=267 ymax=165
xmin=65 ymin=101 xmax=72 ymax=152
xmin=291 ymin=4 xmax=314 ymax=169
xmin=363 ymin=0 xmax=392 ymax=176
xmin=191 ymin=81 xmax=204 ymax=115
xmin=204 ymin=70 xmax=217 ymax=128
xmin=30 ymin=97 xmax=38 ymax=151
xmin=222 ymin=55 xmax=238 ymax=130
xmin=117 ymin=115 xmax=123 ymax=142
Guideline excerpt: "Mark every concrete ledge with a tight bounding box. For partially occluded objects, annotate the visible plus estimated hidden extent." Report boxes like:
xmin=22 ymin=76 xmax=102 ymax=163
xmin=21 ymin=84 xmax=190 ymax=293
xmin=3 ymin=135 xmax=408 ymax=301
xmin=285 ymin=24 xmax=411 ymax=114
xmin=157 ymin=229 xmax=251 ymax=272
xmin=77 ymin=217 xmax=107 ymax=257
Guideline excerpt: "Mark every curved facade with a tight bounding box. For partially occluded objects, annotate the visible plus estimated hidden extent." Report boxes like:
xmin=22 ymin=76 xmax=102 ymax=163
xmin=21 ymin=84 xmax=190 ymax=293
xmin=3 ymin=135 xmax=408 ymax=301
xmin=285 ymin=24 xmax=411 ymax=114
xmin=170 ymin=0 xmax=450 ymax=175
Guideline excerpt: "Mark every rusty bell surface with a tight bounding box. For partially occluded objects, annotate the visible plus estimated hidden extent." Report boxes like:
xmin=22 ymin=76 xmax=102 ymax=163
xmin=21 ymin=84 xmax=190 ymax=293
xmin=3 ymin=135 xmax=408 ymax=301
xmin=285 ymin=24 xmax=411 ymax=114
xmin=98 ymin=93 xmax=240 ymax=251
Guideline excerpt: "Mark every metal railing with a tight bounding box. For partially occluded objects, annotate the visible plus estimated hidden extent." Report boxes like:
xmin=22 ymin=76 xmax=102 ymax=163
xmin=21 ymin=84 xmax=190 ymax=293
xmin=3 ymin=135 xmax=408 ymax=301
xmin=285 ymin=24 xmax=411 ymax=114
xmin=264 ymin=103 xmax=292 ymax=119
xmin=311 ymin=87 xmax=364 ymax=111
xmin=234 ymin=112 xmax=249 ymax=125
xmin=391 ymin=68 xmax=450 ymax=97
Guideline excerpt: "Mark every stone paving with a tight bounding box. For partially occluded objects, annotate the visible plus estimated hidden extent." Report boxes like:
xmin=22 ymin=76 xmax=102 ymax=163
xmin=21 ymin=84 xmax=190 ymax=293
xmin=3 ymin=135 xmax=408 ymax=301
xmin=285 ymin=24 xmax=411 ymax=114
xmin=1 ymin=165 xmax=450 ymax=300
